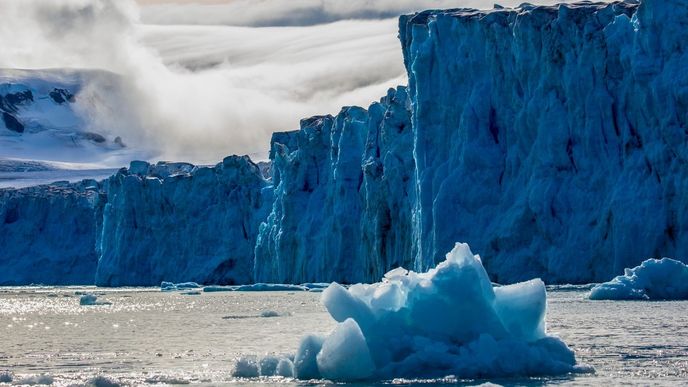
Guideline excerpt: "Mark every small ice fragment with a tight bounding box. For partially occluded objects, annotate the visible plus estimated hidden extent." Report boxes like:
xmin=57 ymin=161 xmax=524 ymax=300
xmin=14 ymin=374 xmax=54 ymax=385
xmin=233 ymin=357 xmax=259 ymax=378
xmin=259 ymin=355 xmax=279 ymax=376
xmin=79 ymin=294 xmax=98 ymax=306
xmin=86 ymin=375 xmax=120 ymax=387
xmin=276 ymin=358 xmax=295 ymax=377
xmin=316 ymin=318 xmax=375 ymax=381
xmin=0 ymin=372 xmax=12 ymax=383
xmin=260 ymin=310 xmax=280 ymax=318
xmin=294 ymin=335 xmax=324 ymax=380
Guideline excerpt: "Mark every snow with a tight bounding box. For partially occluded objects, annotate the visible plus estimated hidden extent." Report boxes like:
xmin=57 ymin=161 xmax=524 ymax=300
xmin=589 ymin=258 xmax=688 ymax=300
xmin=247 ymin=243 xmax=585 ymax=381
xmin=0 ymin=69 xmax=140 ymax=168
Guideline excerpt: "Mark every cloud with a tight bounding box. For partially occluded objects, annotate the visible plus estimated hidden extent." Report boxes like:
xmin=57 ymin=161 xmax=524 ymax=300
xmin=0 ymin=0 xmax=589 ymax=164
xmin=139 ymin=0 xmax=585 ymax=27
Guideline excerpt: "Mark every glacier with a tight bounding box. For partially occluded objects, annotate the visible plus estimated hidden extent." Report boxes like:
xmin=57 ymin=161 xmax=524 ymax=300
xmin=2 ymin=0 xmax=688 ymax=286
xmin=589 ymin=257 xmax=688 ymax=300
xmin=95 ymin=156 xmax=270 ymax=286
xmin=0 ymin=180 xmax=103 ymax=285
xmin=243 ymin=243 xmax=587 ymax=381
xmin=254 ymin=86 xmax=414 ymax=284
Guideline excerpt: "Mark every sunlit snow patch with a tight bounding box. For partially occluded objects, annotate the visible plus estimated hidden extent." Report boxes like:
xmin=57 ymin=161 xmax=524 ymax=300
xmin=238 ymin=243 xmax=589 ymax=381
xmin=589 ymin=258 xmax=688 ymax=300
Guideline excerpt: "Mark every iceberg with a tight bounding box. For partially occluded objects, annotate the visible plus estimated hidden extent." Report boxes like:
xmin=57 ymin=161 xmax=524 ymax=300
xmin=589 ymin=258 xmax=688 ymax=300
xmin=246 ymin=243 xmax=587 ymax=382
xmin=160 ymin=281 xmax=201 ymax=292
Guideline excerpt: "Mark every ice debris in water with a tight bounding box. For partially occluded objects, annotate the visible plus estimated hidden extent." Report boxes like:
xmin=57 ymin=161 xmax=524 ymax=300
xmin=13 ymin=374 xmax=54 ymax=385
xmin=79 ymin=294 xmax=99 ymax=306
xmin=256 ymin=243 xmax=587 ymax=382
xmin=0 ymin=372 xmax=12 ymax=383
xmin=233 ymin=355 xmax=294 ymax=378
xmin=79 ymin=293 xmax=111 ymax=306
xmin=160 ymin=282 xmax=201 ymax=292
xmin=589 ymin=258 xmax=688 ymax=300
xmin=86 ymin=376 xmax=121 ymax=387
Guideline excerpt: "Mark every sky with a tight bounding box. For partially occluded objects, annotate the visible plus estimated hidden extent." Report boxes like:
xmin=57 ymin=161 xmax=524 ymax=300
xmin=0 ymin=0 xmax=578 ymax=163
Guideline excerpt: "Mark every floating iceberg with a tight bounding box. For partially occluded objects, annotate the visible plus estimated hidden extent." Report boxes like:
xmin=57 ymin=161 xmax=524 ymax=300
xmin=589 ymin=258 xmax=688 ymax=300
xmin=202 ymin=283 xmax=322 ymax=292
xmin=79 ymin=293 xmax=111 ymax=306
xmin=160 ymin=281 xmax=201 ymax=292
xmin=243 ymin=243 xmax=587 ymax=382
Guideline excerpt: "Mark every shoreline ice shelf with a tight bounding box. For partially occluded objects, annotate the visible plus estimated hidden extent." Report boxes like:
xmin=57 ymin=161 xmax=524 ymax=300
xmin=2 ymin=0 xmax=688 ymax=286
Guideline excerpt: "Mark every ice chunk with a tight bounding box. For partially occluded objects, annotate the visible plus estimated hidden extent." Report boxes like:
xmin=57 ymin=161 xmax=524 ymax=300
xmin=316 ymin=318 xmax=375 ymax=381
xmin=79 ymin=294 xmax=98 ymax=306
xmin=291 ymin=243 xmax=585 ymax=381
xmin=232 ymin=357 xmax=259 ymax=378
xmin=160 ymin=282 xmax=201 ymax=292
xmin=590 ymin=258 xmax=688 ymax=300
xmin=493 ymin=279 xmax=547 ymax=341
xmin=0 ymin=372 xmax=12 ymax=383
xmin=276 ymin=358 xmax=295 ymax=378
xmin=293 ymin=335 xmax=324 ymax=380
xmin=86 ymin=375 xmax=120 ymax=387
xmin=259 ymin=355 xmax=280 ymax=376
xmin=13 ymin=374 xmax=54 ymax=385
xmin=203 ymin=283 xmax=308 ymax=292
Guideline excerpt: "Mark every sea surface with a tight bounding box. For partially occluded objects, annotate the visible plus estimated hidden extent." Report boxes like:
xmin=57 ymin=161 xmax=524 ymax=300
xmin=0 ymin=287 xmax=686 ymax=386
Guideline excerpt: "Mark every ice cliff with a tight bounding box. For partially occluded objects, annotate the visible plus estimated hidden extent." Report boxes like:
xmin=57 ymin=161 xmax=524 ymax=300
xmin=255 ymin=86 xmax=414 ymax=284
xmin=0 ymin=180 xmax=103 ymax=285
xmin=397 ymin=0 xmax=688 ymax=283
xmin=258 ymin=0 xmax=688 ymax=284
xmin=95 ymin=156 xmax=270 ymax=286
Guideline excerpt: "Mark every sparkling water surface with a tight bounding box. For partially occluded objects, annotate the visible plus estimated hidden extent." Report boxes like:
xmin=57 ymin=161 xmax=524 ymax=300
xmin=0 ymin=287 xmax=686 ymax=386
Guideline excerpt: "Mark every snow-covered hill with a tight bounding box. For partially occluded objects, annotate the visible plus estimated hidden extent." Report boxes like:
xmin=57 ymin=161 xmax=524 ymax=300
xmin=0 ymin=69 xmax=135 ymax=164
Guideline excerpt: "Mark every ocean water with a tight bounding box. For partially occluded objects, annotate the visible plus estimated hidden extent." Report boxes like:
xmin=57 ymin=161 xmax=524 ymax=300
xmin=0 ymin=287 xmax=686 ymax=386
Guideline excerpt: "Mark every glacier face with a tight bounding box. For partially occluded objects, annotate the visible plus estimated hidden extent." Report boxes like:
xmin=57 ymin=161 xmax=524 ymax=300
xmin=398 ymin=0 xmax=688 ymax=283
xmin=2 ymin=0 xmax=688 ymax=286
xmin=254 ymin=86 xmax=414 ymax=284
xmin=0 ymin=180 xmax=103 ymax=285
xmin=95 ymin=156 xmax=270 ymax=286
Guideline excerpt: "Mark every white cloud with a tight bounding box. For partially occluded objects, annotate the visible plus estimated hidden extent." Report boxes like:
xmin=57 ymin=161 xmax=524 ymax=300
xmin=0 ymin=0 xmax=588 ymax=164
